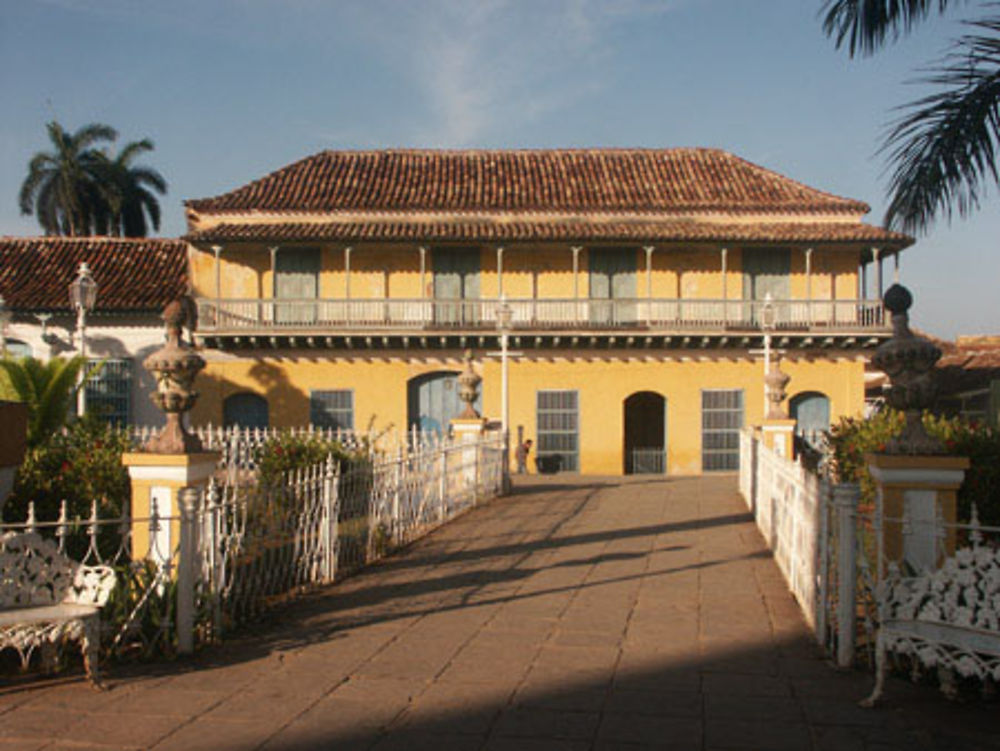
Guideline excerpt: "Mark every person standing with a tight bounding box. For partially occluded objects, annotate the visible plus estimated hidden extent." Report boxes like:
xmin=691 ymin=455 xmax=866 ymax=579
xmin=515 ymin=439 xmax=533 ymax=474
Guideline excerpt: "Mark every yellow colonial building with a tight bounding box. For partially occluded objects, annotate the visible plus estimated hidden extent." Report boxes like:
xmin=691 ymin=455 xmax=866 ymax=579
xmin=183 ymin=148 xmax=910 ymax=475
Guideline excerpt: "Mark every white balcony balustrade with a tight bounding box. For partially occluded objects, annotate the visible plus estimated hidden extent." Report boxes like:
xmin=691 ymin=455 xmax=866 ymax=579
xmin=195 ymin=297 xmax=886 ymax=334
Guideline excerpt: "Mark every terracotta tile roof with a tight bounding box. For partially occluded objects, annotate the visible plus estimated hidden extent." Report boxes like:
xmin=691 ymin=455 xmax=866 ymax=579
xmin=185 ymin=148 xmax=872 ymax=215
xmin=0 ymin=237 xmax=188 ymax=313
xmin=185 ymin=218 xmax=910 ymax=246
xmin=936 ymin=339 xmax=1000 ymax=396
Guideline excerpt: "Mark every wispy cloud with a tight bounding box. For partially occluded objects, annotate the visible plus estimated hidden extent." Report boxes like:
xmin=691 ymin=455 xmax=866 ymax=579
xmin=349 ymin=0 xmax=681 ymax=146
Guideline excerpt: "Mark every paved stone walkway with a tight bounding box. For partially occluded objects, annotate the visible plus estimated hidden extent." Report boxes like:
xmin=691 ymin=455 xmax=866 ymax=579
xmin=1 ymin=476 xmax=997 ymax=750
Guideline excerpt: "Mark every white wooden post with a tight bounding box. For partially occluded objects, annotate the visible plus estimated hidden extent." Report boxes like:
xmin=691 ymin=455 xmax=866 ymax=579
xmin=393 ymin=446 xmax=402 ymax=543
xmin=176 ymin=486 xmax=200 ymax=655
xmin=438 ymin=449 xmax=447 ymax=522
xmin=834 ymin=482 xmax=859 ymax=668
xmin=322 ymin=455 xmax=337 ymax=581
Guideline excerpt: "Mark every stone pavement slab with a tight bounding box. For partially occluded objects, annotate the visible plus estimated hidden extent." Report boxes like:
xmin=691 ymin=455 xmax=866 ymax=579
xmin=2 ymin=475 xmax=997 ymax=750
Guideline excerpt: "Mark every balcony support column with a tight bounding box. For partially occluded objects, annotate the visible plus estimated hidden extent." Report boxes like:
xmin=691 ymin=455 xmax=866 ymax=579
xmin=720 ymin=247 xmax=728 ymax=323
xmin=344 ymin=246 xmax=353 ymax=301
xmin=804 ymin=247 xmax=813 ymax=324
xmin=571 ymin=246 xmax=582 ymax=324
xmin=212 ymin=245 xmax=223 ymax=325
xmin=269 ymin=246 xmax=278 ymax=324
xmin=872 ymin=246 xmax=882 ymax=299
xmin=496 ymin=246 xmax=505 ymax=297
xmin=894 ymin=250 xmax=900 ymax=283
xmin=644 ymin=246 xmax=655 ymax=326
xmin=418 ymin=246 xmax=427 ymax=298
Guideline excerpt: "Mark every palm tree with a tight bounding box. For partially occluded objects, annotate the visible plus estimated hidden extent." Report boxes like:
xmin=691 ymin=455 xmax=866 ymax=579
xmin=18 ymin=121 xmax=118 ymax=236
xmin=0 ymin=356 xmax=101 ymax=448
xmin=96 ymin=139 xmax=168 ymax=237
xmin=821 ymin=1 xmax=1000 ymax=234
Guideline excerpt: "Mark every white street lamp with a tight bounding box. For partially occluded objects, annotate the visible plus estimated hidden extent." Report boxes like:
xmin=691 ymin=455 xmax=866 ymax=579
xmin=0 ymin=296 xmax=11 ymax=357
xmin=497 ymin=297 xmax=513 ymax=440
xmin=760 ymin=292 xmax=776 ymax=409
xmin=69 ymin=262 xmax=98 ymax=416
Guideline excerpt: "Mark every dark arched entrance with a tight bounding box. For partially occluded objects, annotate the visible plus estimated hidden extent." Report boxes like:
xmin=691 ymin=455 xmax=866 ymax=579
xmin=624 ymin=391 xmax=667 ymax=474
xmin=407 ymin=371 xmax=482 ymax=436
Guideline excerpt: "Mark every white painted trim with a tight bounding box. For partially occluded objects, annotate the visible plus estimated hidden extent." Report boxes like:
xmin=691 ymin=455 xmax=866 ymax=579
xmin=126 ymin=461 xmax=217 ymax=484
xmin=868 ymin=466 xmax=966 ymax=486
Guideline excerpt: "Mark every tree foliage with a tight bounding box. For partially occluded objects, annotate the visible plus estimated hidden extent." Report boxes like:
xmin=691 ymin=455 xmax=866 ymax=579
xmin=821 ymin=1 xmax=1000 ymax=233
xmin=0 ymin=355 xmax=99 ymax=448
xmin=18 ymin=121 xmax=167 ymax=237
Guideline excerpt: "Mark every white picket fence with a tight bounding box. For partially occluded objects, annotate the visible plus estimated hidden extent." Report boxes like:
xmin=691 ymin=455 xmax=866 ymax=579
xmin=1 ymin=430 xmax=507 ymax=658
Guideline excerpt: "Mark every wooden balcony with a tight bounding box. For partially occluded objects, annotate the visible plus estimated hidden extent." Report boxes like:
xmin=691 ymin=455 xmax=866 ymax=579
xmin=196 ymin=297 xmax=887 ymax=336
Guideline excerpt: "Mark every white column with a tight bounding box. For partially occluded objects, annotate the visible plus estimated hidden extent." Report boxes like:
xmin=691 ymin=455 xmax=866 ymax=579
xmin=872 ymin=247 xmax=882 ymax=299
xmin=571 ymin=246 xmax=582 ymax=322
xmin=212 ymin=244 xmax=223 ymax=311
xmin=76 ymin=305 xmax=87 ymax=417
xmin=720 ymin=247 xmax=728 ymax=322
xmin=804 ymin=247 xmax=813 ymax=323
xmin=894 ymin=251 xmax=900 ymax=283
xmin=344 ymin=246 xmax=353 ymax=301
xmin=269 ymin=246 xmax=279 ymax=297
xmin=496 ymin=246 xmax=505 ymax=298
xmin=418 ymin=246 xmax=427 ymax=297
xmin=644 ymin=246 xmax=654 ymax=325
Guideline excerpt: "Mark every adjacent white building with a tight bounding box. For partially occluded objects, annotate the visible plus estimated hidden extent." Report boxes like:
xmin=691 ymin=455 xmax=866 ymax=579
xmin=0 ymin=237 xmax=188 ymax=426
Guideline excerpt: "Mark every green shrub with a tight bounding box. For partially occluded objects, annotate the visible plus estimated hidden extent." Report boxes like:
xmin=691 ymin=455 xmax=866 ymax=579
xmin=4 ymin=415 xmax=130 ymax=524
xmin=828 ymin=408 xmax=1000 ymax=526
xmin=253 ymin=433 xmax=359 ymax=488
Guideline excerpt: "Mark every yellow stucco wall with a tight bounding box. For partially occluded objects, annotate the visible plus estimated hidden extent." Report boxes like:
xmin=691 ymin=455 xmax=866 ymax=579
xmin=190 ymin=352 xmax=865 ymax=476
xmin=190 ymin=243 xmax=862 ymax=303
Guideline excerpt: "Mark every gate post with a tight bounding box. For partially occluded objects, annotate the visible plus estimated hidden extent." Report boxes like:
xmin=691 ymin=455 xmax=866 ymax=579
xmin=833 ymin=482 xmax=859 ymax=668
xmin=176 ymin=486 xmax=200 ymax=655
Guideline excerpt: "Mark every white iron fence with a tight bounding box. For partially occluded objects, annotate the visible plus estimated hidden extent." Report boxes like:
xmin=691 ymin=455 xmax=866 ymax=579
xmin=740 ymin=427 xmax=1000 ymax=677
xmin=1 ymin=431 xmax=506 ymax=661
xmin=739 ymin=428 xmax=860 ymax=667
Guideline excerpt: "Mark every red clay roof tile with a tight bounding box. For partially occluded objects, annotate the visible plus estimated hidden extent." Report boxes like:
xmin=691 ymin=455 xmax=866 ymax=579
xmin=185 ymin=148 xmax=873 ymax=215
xmin=0 ymin=237 xmax=188 ymax=313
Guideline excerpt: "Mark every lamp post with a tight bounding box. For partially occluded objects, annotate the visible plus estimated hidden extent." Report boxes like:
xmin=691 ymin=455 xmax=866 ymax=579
xmin=0 ymin=296 xmax=11 ymax=357
xmin=69 ymin=262 xmax=98 ymax=416
xmin=497 ymin=297 xmax=513 ymax=439
xmin=761 ymin=293 xmax=776 ymax=410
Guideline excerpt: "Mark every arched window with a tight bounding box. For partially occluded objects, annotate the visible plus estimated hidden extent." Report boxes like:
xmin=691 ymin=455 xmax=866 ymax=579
xmin=789 ymin=391 xmax=830 ymax=449
xmin=223 ymin=392 xmax=269 ymax=429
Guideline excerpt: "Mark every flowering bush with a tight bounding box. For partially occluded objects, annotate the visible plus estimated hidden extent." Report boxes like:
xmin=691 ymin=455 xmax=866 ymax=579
xmin=253 ymin=433 xmax=361 ymax=488
xmin=4 ymin=416 xmax=130 ymax=529
xmin=828 ymin=408 xmax=1000 ymax=526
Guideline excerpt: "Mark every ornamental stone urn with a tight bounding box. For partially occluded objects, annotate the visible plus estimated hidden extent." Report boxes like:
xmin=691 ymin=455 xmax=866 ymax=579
xmin=872 ymin=283 xmax=943 ymax=455
xmin=456 ymin=350 xmax=482 ymax=419
xmin=764 ymin=358 xmax=791 ymax=419
xmin=143 ymin=296 xmax=205 ymax=454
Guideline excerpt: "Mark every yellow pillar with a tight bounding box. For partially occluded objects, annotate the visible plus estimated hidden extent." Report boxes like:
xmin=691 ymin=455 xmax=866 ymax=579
xmin=121 ymin=452 xmax=220 ymax=563
xmin=865 ymin=453 xmax=969 ymax=571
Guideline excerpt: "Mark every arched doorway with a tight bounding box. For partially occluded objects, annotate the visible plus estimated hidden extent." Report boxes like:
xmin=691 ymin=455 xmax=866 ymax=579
xmin=407 ymin=371 xmax=482 ymax=436
xmin=789 ymin=391 xmax=830 ymax=450
xmin=223 ymin=392 xmax=269 ymax=429
xmin=624 ymin=391 xmax=667 ymax=474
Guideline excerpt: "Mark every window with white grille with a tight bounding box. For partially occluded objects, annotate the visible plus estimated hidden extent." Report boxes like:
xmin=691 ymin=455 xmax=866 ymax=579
xmin=310 ymin=390 xmax=354 ymax=430
xmin=85 ymin=358 xmax=132 ymax=426
xmin=536 ymin=390 xmax=579 ymax=472
xmin=702 ymin=389 xmax=743 ymax=471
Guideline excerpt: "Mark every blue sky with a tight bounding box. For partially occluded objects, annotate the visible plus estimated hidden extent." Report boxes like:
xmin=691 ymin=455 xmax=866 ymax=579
xmin=1 ymin=0 xmax=996 ymax=338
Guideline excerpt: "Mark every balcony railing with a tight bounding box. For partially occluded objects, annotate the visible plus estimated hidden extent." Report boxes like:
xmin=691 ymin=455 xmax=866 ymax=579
xmin=195 ymin=297 xmax=886 ymax=334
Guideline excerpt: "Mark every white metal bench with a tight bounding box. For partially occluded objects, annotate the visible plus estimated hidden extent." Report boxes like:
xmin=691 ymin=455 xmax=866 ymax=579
xmin=0 ymin=532 xmax=116 ymax=688
xmin=862 ymin=542 xmax=1000 ymax=706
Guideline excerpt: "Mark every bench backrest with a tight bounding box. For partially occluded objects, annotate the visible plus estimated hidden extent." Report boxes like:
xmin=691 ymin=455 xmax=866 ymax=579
xmin=882 ymin=544 xmax=1000 ymax=632
xmin=0 ymin=532 xmax=116 ymax=610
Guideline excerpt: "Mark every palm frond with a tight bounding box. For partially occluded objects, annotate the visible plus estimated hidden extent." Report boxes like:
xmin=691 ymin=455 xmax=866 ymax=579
xmin=822 ymin=0 xmax=955 ymax=57
xmin=881 ymin=16 xmax=1000 ymax=233
xmin=71 ymin=122 xmax=119 ymax=150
